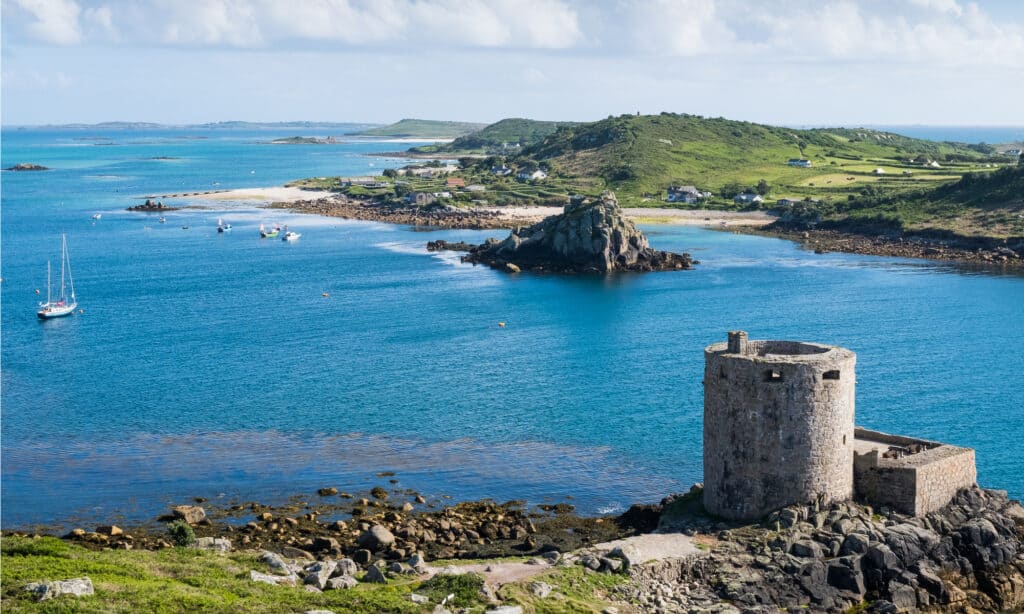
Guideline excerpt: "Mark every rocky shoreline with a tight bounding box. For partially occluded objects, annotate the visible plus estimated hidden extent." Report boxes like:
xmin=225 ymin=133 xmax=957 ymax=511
xmin=273 ymin=196 xmax=534 ymax=230
xmin=4 ymin=485 xmax=641 ymax=561
xmin=6 ymin=484 xmax=1022 ymax=612
xmin=757 ymin=225 xmax=1024 ymax=270
xmin=271 ymin=194 xmax=1022 ymax=273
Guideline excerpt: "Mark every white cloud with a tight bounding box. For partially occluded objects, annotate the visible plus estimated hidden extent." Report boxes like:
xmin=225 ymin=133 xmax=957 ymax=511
xmin=618 ymin=0 xmax=732 ymax=56
xmin=906 ymin=0 xmax=963 ymax=16
xmin=158 ymin=0 xmax=264 ymax=47
xmin=746 ymin=0 xmax=1023 ymax=67
xmin=10 ymin=0 xmax=83 ymax=44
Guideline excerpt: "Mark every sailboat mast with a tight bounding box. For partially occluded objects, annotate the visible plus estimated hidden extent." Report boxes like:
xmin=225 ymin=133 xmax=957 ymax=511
xmin=60 ymin=235 xmax=67 ymax=300
xmin=46 ymin=261 xmax=52 ymax=304
xmin=65 ymin=236 xmax=76 ymax=300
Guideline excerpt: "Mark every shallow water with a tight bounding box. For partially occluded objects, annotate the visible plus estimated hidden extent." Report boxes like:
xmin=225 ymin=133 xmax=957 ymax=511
xmin=2 ymin=128 xmax=1023 ymax=529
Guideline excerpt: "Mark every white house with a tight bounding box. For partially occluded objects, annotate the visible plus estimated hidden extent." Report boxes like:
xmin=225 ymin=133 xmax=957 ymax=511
xmin=787 ymin=159 xmax=812 ymax=168
xmin=734 ymin=193 xmax=764 ymax=205
xmin=872 ymin=168 xmax=886 ymax=174
xmin=517 ymin=169 xmax=547 ymax=181
xmin=667 ymin=185 xmax=709 ymax=204
xmin=490 ymin=165 xmax=513 ymax=176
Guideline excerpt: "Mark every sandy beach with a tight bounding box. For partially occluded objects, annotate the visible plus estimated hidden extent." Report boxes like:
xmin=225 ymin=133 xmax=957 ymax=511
xmin=157 ymin=186 xmax=336 ymax=203
xmin=172 ymin=186 xmax=776 ymax=227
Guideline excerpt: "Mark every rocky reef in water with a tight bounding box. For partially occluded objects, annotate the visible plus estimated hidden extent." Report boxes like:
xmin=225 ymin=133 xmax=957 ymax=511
xmin=462 ymin=191 xmax=695 ymax=273
xmin=5 ymin=163 xmax=49 ymax=171
xmin=127 ymin=199 xmax=180 ymax=212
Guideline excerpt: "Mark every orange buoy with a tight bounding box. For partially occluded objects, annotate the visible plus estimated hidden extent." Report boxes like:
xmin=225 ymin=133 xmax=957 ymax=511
xmin=498 ymin=322 xmax=506 ymax=327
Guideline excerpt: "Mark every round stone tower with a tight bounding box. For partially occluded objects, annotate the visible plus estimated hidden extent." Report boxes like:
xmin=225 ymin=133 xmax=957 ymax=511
xmin=703 ymin=331 xmax=856 ymax=520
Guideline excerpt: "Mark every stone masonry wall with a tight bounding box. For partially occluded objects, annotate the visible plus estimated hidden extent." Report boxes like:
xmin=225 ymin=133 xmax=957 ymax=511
xmin=853 ymin=430 xmax=977 ymax=516
xmin=703 ymin=335 xmax=857 ymax=520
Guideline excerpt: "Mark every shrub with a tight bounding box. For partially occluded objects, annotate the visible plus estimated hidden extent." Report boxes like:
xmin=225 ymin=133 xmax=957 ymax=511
xmin=420 ymin=573 xmax=486 ymax=609
xmin=167 ymin=520 xmax=195 ymax=547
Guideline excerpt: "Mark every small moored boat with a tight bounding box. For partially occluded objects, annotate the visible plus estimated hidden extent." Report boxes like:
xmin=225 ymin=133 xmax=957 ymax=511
xmin=282 ymin=226 xmax=301 ymax=241
xmin=259 ymin=223 xmax=280 ymax=238
xmin=91 ymin=213 xmax=102 ymax=220
xmin=217 ymin=218 xmax=232 ymax=233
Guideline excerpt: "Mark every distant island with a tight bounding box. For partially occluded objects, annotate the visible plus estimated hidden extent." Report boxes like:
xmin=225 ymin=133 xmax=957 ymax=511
xmin=288 ymin=112 xmax=1023 ymax=267
xmin=5 ymin=163 xmax=49 ymax=171
xmin=350 ymin=118 xmax=486 ymax=139
xmin=268 ymin=136 xmax=340 ymax=145
xmin=11 ymin=121 xmax=378 ymax=132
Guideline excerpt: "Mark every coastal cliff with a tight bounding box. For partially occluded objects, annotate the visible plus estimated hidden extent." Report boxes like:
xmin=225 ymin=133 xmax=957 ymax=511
xmin=464 ymin=191 xmax=694 ymax=273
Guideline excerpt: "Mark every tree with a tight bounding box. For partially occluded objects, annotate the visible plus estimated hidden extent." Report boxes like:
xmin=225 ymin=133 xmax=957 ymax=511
xmin=756 ymin=179 xmax=770 ymax=196
xmin=382 ymin=168 xmax=398 ymax=179
xmin=393 ymin=183 xmax=411 ymax=198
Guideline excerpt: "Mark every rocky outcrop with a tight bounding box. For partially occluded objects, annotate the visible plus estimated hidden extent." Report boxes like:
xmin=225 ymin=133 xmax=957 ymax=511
xmin=463 ymin=192 xmax=694 ymax=273
xmin=619 ymin=486 xmax=1024 ymax=613
xmin=426 ymin=240 xmax=476 ymax=252
xmin=128 ymin=199 xmax=180 ymax=212
xmin=5 ymin=163 xmax=49 ymax=171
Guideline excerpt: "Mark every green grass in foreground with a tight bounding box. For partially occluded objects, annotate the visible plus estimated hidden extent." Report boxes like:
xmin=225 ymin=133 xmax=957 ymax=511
xmin=1 ymin=536 xmax=422 ymax=613
xmin=2 ymin=536 xmax=632 ymax=613
xmin=498 ymin=566 xmax=629 ymax=613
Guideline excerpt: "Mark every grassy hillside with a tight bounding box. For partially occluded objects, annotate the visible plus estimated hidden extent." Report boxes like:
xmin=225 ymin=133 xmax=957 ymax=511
xmin=354 ymin=119 xmax=486 ymax=138
xmin=519 ymin=113 xmax=1002 ymax=206
xmin=818 ymin=163 xmax=1024 ymax=237
xmin=411 ymin=118 xmax=576 ymax=153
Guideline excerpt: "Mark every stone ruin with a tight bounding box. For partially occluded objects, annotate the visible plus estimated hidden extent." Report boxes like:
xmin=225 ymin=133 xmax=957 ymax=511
xmin=703 ymin=331 xmax=977 ymax=520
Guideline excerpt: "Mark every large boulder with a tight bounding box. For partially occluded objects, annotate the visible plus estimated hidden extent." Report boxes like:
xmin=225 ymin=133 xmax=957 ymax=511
xmin=464 ymin=192 xmax=694 ymax=273
xmin=357 ymin=525 xmax=395 ymax=552
xmin=24 ymin=577 xmax=94 ymax=601
xmin=171 ymin=505 xmax=206 ymax=525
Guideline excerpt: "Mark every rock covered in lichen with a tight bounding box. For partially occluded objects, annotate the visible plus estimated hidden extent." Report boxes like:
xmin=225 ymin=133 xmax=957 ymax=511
xmin=464 ymin=191 xmax=694 ymax=273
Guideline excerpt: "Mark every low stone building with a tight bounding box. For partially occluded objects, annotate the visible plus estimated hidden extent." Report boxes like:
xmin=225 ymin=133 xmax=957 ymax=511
xmin=703 ymin=331 xmax=976 ymax=520
xmin=853 ymin=428 xmax=976 ymax=516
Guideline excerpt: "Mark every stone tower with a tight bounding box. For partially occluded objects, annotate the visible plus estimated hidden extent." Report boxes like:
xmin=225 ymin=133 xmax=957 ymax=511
xmin=703 ymin=331 xmax=857 ymax=520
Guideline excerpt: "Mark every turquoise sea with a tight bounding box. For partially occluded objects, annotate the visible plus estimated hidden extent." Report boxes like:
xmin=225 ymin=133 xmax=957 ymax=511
xmin=2 ymin=127 xmax=1023 ymax=529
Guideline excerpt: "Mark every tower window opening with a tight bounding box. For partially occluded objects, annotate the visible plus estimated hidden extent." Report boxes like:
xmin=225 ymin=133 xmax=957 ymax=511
xmin=719 ymin=366 xmax=727 ymax=379
xmin=765 ymin=369 xmax=784 ymax=382
xmin=823 ymin=370 xmax=840 ymax=380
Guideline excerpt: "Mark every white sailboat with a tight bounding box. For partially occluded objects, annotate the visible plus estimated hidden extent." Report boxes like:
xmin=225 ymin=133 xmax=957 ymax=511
xmin=37 ymin=234 xmax=78 ymax=319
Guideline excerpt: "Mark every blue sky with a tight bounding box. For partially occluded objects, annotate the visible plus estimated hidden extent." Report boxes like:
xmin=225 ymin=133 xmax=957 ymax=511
xmin=2 ymin=0 xmax=1022 ymax=126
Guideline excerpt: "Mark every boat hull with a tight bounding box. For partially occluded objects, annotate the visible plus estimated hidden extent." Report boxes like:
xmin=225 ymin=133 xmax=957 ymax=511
xmin=37 ymin=303 xmax=77 ymax=319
